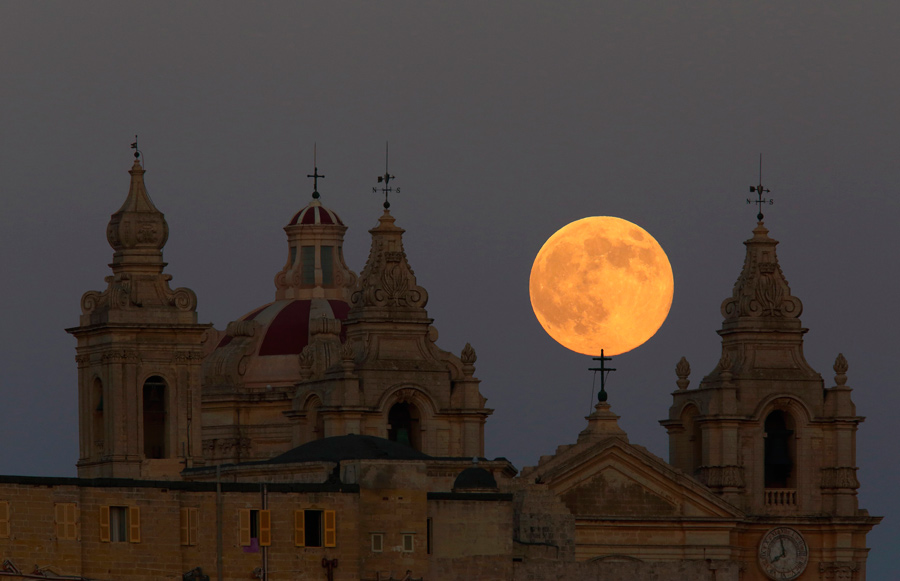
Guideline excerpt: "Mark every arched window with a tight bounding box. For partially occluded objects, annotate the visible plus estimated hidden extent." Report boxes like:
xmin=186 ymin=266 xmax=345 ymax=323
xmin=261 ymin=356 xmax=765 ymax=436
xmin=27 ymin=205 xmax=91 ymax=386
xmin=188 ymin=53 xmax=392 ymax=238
xmin=143 ymin=376 xmax=167 ymax=459
xmin=388 ymin=402 xmax=421 ymax=450
xmin=764 ymin=411 xmax=794 ymax=488
xmin=92 ymin=378 xmax=104 ymax=454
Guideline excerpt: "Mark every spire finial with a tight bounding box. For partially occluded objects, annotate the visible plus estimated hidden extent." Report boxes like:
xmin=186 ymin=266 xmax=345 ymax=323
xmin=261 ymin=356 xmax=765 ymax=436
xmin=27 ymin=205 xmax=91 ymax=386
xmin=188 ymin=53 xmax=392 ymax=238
xmin=307 ymin=143 xmax=324 ymax=200
xmin=130 ymin=135 xmax=143 ymax=166
xmin=747 ymin=154 xmax=773 ymax=221
xmin=373 ymin=141 xmax=399 ymax=209
xmin=588 ymin=349 xmax=616 ymax=405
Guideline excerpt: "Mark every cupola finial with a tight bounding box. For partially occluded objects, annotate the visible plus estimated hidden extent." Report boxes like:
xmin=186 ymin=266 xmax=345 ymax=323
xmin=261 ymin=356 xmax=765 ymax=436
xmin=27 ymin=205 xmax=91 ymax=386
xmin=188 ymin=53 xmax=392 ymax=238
xmin=307 ymin=143 xmax=324 ymax=200
xmin=373 ymin=142 xmax=399 ymax=209
xmin=747 ymin=153 xmax=773 ymax=222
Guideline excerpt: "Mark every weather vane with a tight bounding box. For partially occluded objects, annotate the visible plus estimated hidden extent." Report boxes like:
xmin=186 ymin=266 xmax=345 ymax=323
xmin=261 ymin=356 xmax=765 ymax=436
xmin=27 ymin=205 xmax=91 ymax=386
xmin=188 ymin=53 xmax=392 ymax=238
xmin=308 ymin=143 xmax=324 ymax=200
xmin=588 ymin=349 xmax=616 ymax=406
xmin=748 ymin=153 xmax=773 ymax=221
xmin=130 ymin=135 xmax=143 ymax=165
xmin=373 ymin=142 xmax=399 ymax=209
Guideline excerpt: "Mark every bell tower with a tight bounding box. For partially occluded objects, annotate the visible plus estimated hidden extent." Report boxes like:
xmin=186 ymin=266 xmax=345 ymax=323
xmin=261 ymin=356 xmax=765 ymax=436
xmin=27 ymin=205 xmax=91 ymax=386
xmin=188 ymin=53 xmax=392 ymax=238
xmin=68 ymin=153 xmax=209 ymax=479
xmin=663 ymin=220 xmax=866 ymax=515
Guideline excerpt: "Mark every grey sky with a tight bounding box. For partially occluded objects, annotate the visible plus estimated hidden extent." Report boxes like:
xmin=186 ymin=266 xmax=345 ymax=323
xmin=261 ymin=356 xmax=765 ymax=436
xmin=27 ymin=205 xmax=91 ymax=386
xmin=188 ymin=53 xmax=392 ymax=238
xmin=1 ymin=2 xmax=897 ymax=575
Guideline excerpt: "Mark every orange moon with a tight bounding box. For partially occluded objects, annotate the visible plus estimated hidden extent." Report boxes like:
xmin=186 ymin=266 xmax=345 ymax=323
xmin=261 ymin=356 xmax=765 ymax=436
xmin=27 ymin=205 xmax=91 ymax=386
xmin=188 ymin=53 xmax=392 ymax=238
xmin=529 ymin=216 xmax=674 ymax=356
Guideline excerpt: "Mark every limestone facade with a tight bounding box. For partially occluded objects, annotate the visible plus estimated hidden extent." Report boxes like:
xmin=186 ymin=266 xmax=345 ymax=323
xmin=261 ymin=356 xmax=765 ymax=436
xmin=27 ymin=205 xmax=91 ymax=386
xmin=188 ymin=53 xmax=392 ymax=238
xmin=0 ymin=158 xmax=882 ymax=580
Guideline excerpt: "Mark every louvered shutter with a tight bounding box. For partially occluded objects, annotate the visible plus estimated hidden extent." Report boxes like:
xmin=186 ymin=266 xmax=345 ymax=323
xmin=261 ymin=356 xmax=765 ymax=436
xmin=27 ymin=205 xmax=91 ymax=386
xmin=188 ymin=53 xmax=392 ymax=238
xmin=259 ymin=510 xmax=271 ymax=547
xmin=128 ymin=506 xmax=141 ymax=543
xmin=324 ymin=510 xmax=336 ymax=547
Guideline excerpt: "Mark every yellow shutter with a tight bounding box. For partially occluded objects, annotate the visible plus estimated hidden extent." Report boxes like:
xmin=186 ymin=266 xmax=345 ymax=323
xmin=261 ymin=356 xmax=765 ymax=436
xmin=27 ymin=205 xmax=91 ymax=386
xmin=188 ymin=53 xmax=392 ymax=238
xmin=259 ymin=509 xmax=271 ymax=547
xmin=55 ymin=503 xmax=66 ymax=539
xmin=324 ymin=510 xmax=336 ymax=547
xmin=294 ymin=510 xmax=305 ymax=547
xmin=180 ymin=508 xmax=189 ymax=546
xmin=99 ymin=506 xmax=110 ymax=542
xmin=239 ymin=509 xmax=251 ymax=546
xmin=189 ymin=507 xmax=199 ymax=546
xmin=0 ymin=501 xmax=9 ymax=539
xmin=67 ymin=504 xmax=78 ymax=541
xmin=128 ymin=506 xmax=141 ymax=543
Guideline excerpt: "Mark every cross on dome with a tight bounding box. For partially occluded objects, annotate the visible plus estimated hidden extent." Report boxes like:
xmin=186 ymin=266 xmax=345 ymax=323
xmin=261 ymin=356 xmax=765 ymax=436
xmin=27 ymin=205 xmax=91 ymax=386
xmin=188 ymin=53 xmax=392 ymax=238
xmin=307 ymin=144 xmax=324 ymax=200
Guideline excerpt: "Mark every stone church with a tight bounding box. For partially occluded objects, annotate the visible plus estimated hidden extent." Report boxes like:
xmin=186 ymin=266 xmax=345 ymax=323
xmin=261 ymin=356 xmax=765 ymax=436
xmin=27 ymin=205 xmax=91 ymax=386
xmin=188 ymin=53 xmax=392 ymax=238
xmin=0 ymin=154 xmax=880 ymax=580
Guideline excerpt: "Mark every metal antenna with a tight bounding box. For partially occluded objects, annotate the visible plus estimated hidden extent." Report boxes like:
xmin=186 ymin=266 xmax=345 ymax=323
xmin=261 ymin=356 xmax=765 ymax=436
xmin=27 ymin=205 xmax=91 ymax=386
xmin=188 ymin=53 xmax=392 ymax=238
xmin=588 ymin=349 xmax=616 ymax=404
xmin=748 ymin=153 xmax=773 ymax=221
xmin=307 ymin=143 xmax=324 ymax=200
xmin=373 ymin=141 xmax=399 ymax=209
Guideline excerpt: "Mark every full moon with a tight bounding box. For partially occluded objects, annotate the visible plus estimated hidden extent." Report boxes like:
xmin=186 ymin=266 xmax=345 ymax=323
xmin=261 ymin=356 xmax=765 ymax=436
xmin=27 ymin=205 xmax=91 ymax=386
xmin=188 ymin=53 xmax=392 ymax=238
xmin=529 ymin=216 xmax=674 ymax=356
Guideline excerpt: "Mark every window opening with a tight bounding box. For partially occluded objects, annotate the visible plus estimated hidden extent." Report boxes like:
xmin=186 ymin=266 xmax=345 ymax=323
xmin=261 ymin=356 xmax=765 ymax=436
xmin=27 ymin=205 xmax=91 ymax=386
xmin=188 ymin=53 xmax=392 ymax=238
xmin=143 ymin=376 xmax=167 ymax=459
xmin=371 ymin=533 xmax=384 ymax=552
xmin=305 ymin=509 xmax=323 ymax=547
xmin=301 ymin=246 xmax=316 ymax=285
xmin=764 ymin=411 xmax=794 ymax=488
xmin=109 ymin=506 xmax=128 ymax=542
xmin=92 ymin=378 xmax=104 ymax=454
xmin=290 ymin=246 xmax=297 ymax=266
xmin=402 ymin=533 xmax=415 ymax=552
xmin=321 ymin=246 xmax=334 ymax=285
xmin=55 ymin=503 xmax=78 ymax=541
xmin=426 ymin=518 xmax=432 ymax=555
xmin=388 ymin=402 xmax=420 ymax=450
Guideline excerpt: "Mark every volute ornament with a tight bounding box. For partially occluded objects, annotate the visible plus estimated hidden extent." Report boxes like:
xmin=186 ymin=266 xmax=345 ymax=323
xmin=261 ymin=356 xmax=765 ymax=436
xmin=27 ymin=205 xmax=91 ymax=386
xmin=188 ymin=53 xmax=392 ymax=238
xmin=720 ymin=225 xmax=802 ymax=321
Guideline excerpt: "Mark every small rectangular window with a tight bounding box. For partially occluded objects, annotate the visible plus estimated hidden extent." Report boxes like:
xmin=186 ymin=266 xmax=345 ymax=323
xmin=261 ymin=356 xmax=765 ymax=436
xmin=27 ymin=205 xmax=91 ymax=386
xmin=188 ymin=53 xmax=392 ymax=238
xmin=321 ymin=246 xmax=334 ymax=285
xmin=55 ymin=503 xmax=78 ymax=541
xmin=0 ymin=501 xmax=9 ymax=539
xmin=103 ymin=506 xmax=131 ymax=543
xmin=371 ymin=533 xmax=383 ymax=552
xmin=239 ymin=509 xmax=270 ymax=549
xmin=180 ymin=507 xmax=199 ymax=546
xmin=402 ymin=533 xmax=414 ymax=553
xmin=301 ymin=246 xmax=316 ymax=285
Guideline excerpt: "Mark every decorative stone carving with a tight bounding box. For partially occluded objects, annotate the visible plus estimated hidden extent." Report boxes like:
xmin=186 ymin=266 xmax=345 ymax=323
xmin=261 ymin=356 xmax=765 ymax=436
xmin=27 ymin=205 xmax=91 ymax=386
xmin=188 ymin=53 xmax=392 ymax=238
xmin=225 ymin=320 xmax=259 ymax=338
xmin=350 ymin=212 xmax=429 ymax=312
xmin=833 ymin=353 xmax=849 ymax=387
xmin=675 ymin=357 xmax=690 ymax=390
xmin=698 ymin=465 xmax=745 ymax=488
xmin=818 ymin=561 xmax=858 ymax=580
xmin=720 ymin=224 xmax=802 ymax=321
xmin=101 ymin=350 xmax=140 ymax=363
xmin=821 ymin=467 xmax=860 ymax=490
xmin=174 ymin=351 xmax=204 ymax=362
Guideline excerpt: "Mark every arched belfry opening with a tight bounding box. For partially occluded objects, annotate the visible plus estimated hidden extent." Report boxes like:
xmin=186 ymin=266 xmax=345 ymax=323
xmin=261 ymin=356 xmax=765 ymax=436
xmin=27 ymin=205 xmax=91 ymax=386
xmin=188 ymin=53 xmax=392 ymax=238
xmin=764 ymin=410 xmax=795 ymax=488
xmin=388 ymin=402 xmax=421 ymax=450
xmin=92 ymin=378 xmax=104 ymax=454
xmin=143 ymin=376 xmax=168 ymax=459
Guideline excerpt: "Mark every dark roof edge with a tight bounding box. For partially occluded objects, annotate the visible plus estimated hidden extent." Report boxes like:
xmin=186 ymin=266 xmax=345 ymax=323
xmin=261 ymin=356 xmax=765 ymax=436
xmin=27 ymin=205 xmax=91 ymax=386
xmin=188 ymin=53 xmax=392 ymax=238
xmin=427 ymin=492 xmax=513 ymax=502
xmin=0 ymin=474 xmax=359 ymax=494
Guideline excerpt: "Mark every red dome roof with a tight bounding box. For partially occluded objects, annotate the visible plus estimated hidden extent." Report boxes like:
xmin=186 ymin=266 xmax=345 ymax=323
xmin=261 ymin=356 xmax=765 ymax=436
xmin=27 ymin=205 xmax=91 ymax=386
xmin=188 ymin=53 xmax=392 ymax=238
xmin=216 ymin=298 xmax=350 ymax=355
xmin=288 ymin=203 xmax=344 ymax=226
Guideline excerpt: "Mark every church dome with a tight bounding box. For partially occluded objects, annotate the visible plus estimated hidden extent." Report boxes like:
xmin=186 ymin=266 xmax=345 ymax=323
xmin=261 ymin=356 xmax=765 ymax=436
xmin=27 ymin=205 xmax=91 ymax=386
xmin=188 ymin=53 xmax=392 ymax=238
xmin=202 ymin=179 xmax=357 ymax=390
xmin=289 ymin=201 xmax=344 ymax=226
xmin=452 ymin=465 xmax=498 ymax=492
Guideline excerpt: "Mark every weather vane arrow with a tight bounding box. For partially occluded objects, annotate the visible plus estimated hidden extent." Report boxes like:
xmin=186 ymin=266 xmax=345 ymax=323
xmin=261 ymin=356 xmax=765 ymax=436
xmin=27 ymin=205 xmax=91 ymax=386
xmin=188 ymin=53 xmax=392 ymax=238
xmin=748 ymin=153 xmax=773 ymax=221
xmin=373 ymin=142 xmax=399 ymax=209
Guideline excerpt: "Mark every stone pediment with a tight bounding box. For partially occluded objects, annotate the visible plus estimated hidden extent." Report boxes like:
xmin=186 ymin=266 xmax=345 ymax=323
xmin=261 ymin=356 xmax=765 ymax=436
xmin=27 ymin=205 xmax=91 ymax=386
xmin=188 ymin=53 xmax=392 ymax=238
xmin=523 ymin=437 xmax=741 ymax=519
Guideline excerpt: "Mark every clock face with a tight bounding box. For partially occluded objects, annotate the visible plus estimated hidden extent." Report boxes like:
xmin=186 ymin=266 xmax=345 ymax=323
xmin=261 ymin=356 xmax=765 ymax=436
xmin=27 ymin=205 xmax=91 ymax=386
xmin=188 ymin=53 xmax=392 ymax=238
xmin=758 ymin=527 xmax=809 ymax=580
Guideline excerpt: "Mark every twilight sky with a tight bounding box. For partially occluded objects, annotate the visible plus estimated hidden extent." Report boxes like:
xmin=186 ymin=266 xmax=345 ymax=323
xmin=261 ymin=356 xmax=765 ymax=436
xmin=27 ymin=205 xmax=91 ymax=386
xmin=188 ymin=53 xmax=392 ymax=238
xmin=1 ymin=2 xmax=897 ymax=575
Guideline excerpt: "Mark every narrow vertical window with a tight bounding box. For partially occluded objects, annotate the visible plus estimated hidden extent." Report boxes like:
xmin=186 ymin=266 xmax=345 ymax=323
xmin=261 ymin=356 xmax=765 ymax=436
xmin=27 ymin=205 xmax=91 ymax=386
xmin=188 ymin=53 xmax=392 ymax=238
xmin=304 ymin=509 xmax=323 ymax=547
xmin=301 ymin=246 xmax=316 ymax=285
xmin=388 ymin=402 xmax=421 ymax=450
xmin=320 ymin=246 xmax=334 ymax=285
xmin=290 ymin=246 xmax=297 ymax=266
xmin=402 ymin=533 xmax=415 ymax=552
xmin=371 ymin=533 xmax=384 ymax=552
xmin=92 ymin=378 xmax=104 ymax=455
xmin=426 ymin=518 xmax=432 ymax=555
xmin=142 ymin=376 xmax=167 ymax=459
xmin=764 ymin=411 xmax=794 ymax=488
xmin=239 ymin=509 xmax=267 ymax=550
